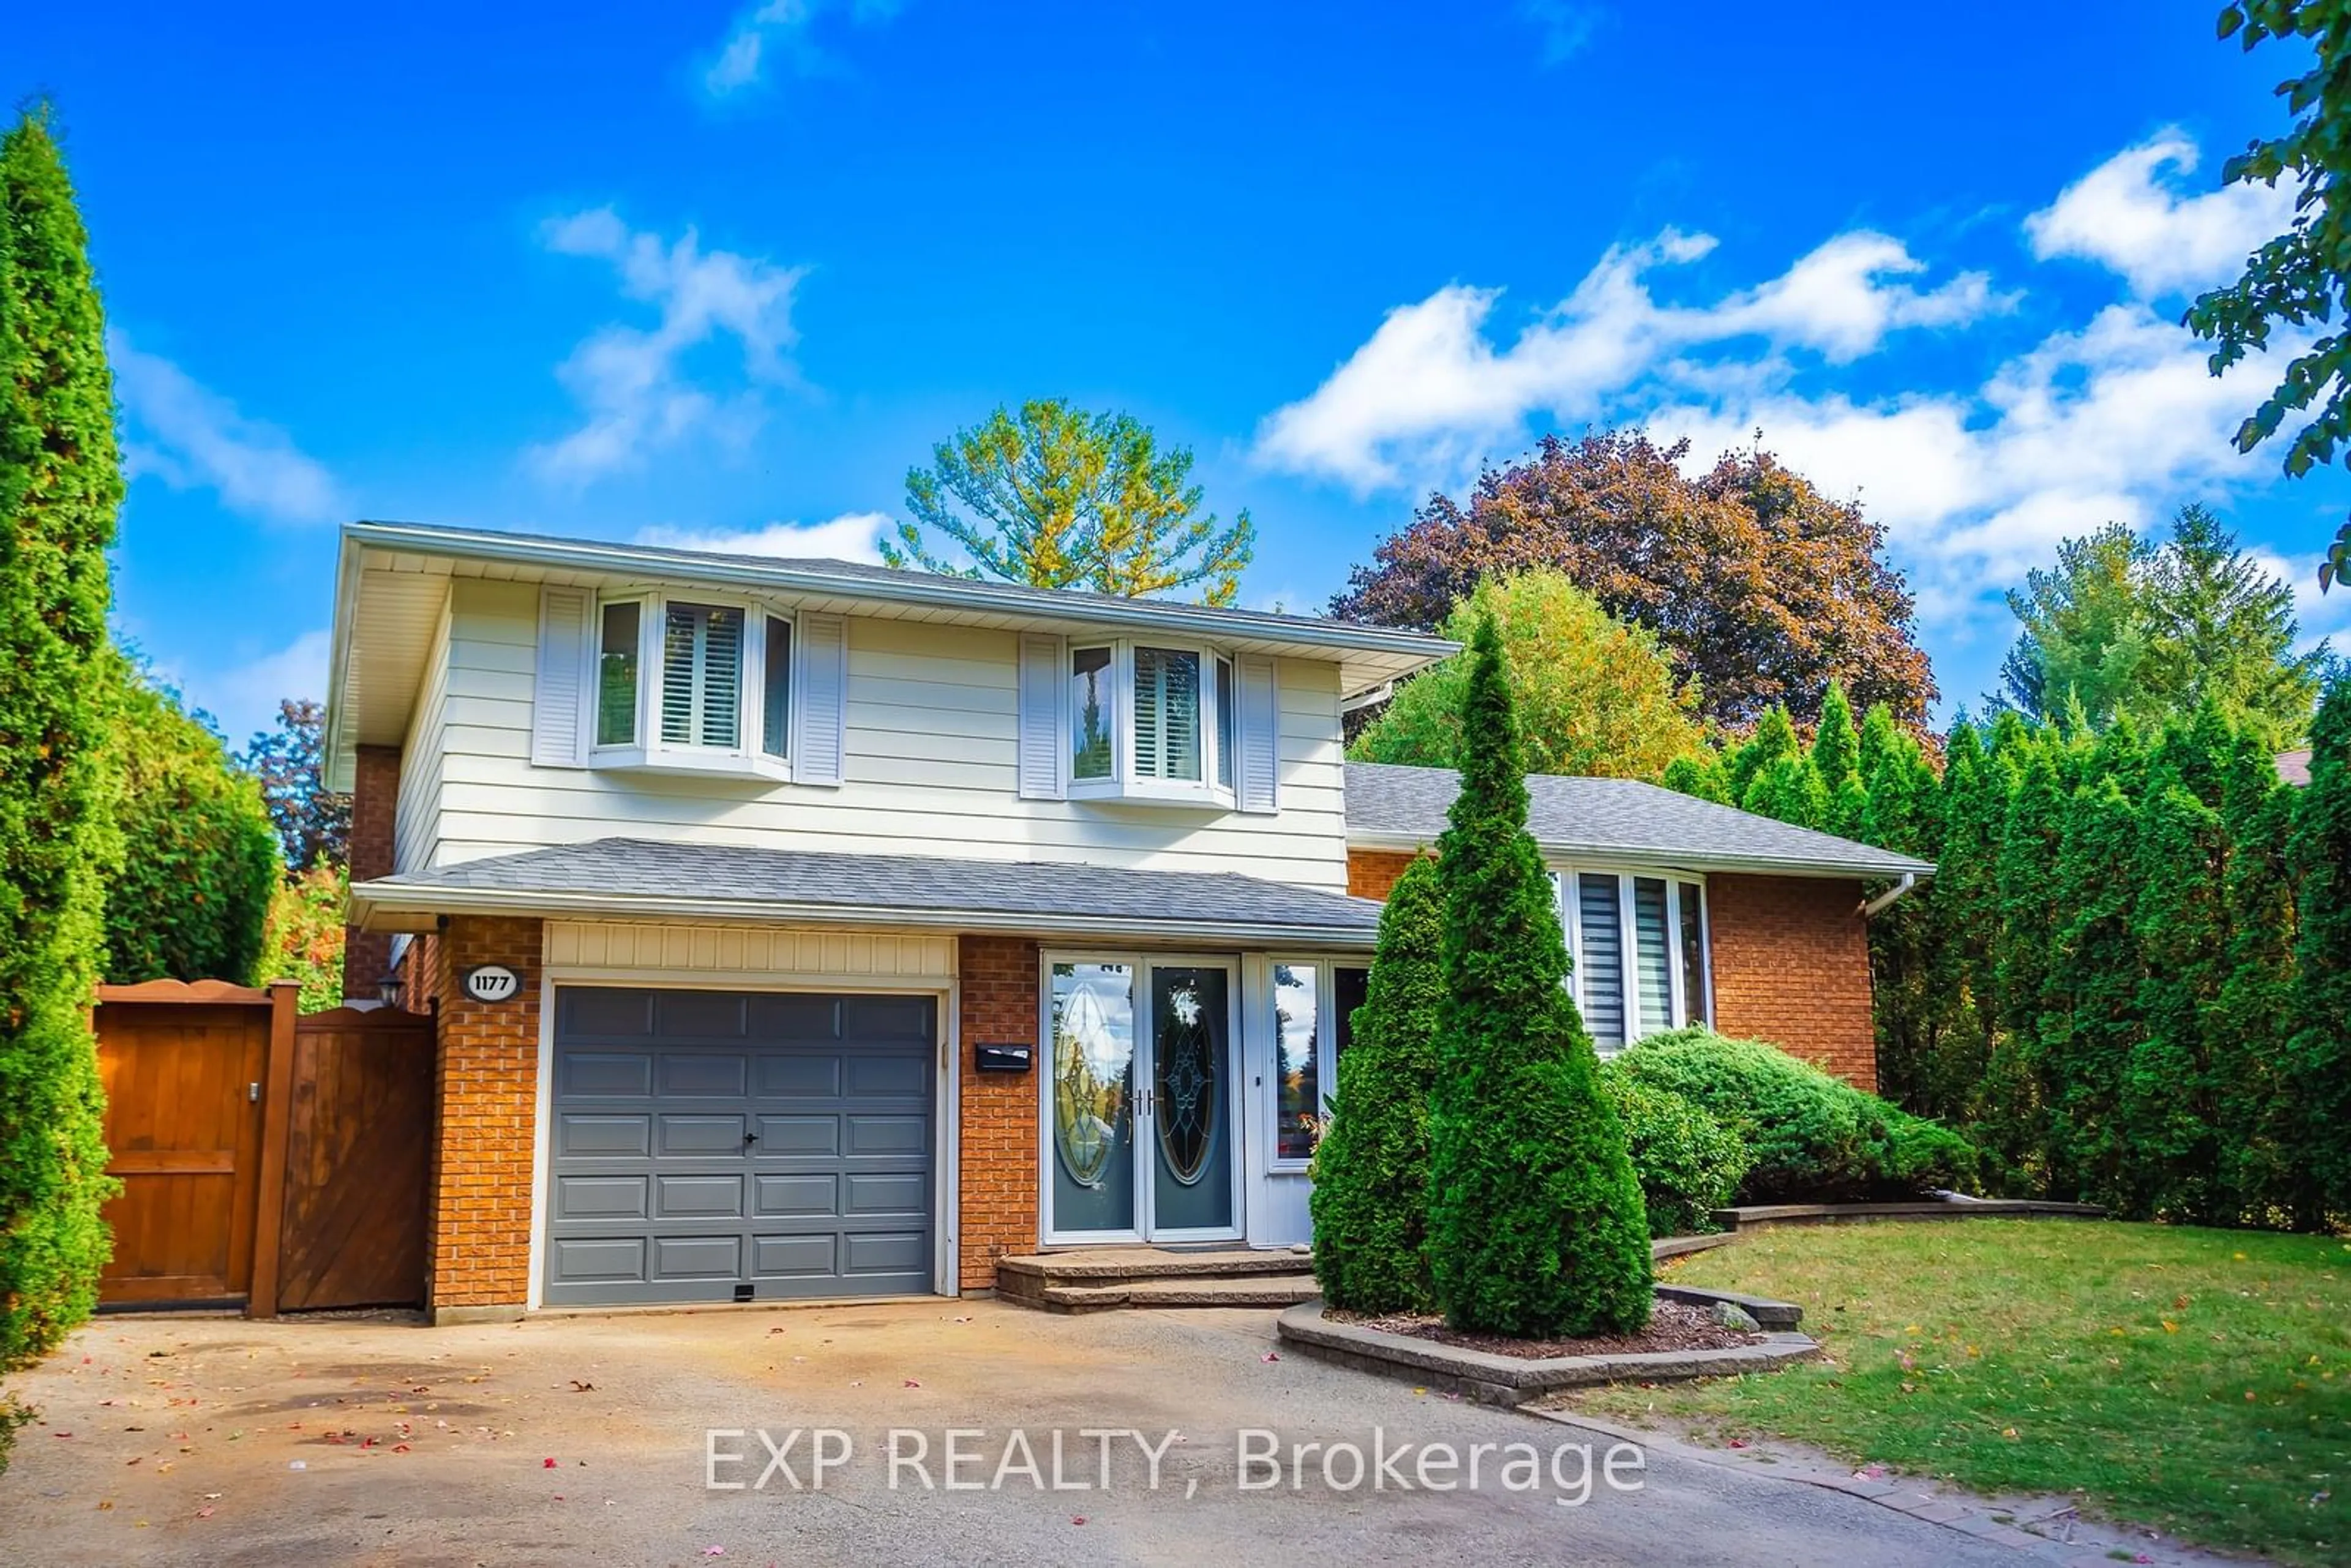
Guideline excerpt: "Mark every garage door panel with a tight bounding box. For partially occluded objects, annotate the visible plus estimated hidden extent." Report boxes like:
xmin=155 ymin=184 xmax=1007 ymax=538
xmin=561 ymin=1051 xmax=654 ymax=1097
xmin=844 ymin=1171 xmax=928 ymax=1217
xmin=752 ymin=1234 xmax=839 ymax=1278
xmin=558 ymin=1114 xmax=653 ymax=1158
xmin=843 ymin=1231 xmax=928 ymax=1277
xmin=557 ymin=1175 xmax=650 ymax=1221
xmin=659 ymin=1052 xmax=749 ymax=1097
xmin=655 ymin=1174 xmax=746 ymax=1218
xmin=846 ymin=1115 xmax=928 ymax=1156
xmin=553 ymin=1237 xmax=647 ymax=1285
xmin=546 ymin=988 xmax=936 ymax=1307
xmin=560 ymin=989 xmax=654 ymax=1038
xmin=657 ymin=991 xmax=749 ymax=1038
xmin=756 ymin=1114 xmax=841 ymax=1155
xmin=651 ymin=1234 xmax=742 ymax=1280
xmin=658 ymin=1114 xmax=747 ymax=1155
xmin=755 ymin=1173 xmax=840 ymax=1216
xmin=846 ymin=1054 xmax=928 ymax=1098
xmin=746 ymin=994 xmax=842 ymax=1041
xmin=752 ymin=1054 xmax=842 ymax=1098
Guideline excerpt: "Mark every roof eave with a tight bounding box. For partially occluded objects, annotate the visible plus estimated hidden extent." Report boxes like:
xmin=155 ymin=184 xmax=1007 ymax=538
xmin=321 ymin=531 xmax=368 ymax=794
xmin=347 ymin=877 xmax=1380 ymax=951
xmin=1344 ymin=829 xmax=1935 ymax=882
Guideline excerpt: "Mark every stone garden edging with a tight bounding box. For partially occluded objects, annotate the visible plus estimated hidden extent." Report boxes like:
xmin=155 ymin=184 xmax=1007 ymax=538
xmin=1275 ymin=1292 xmax=1820 ymax=1408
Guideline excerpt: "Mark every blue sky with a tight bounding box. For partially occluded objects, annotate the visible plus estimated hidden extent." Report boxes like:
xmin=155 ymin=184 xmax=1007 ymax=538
xmin=18 ymin=1 xmax=2349 ymax=743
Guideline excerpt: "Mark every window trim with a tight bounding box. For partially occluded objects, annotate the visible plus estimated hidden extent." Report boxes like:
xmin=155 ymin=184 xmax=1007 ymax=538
xmin=1553 ymin=861 xmax=1711 ymax=1053
xmin=587 ymin=587 xmax=795 ymax=782
xmin=1063 ymin=636 xmax=1237 ymax=808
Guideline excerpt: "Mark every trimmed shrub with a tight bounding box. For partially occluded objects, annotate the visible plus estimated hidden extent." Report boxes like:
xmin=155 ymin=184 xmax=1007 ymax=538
xmin=0 ymin=108 xmax=122 ymax=1383
xmin=1423 ymin=611 xmax=1652 ymax=1337
xmin=1309 ymin=855 xmax=1444 ymax=1313
xmin=1597 ymin=1070 xmax=1752 ymax=1237
xmin=1614 ymin=1027 xmax=1978 ymax=1203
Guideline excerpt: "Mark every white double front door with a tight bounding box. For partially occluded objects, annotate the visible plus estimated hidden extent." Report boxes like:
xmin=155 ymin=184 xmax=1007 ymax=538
xmin=1041 ymin=956 xmax=1240 ymax=1244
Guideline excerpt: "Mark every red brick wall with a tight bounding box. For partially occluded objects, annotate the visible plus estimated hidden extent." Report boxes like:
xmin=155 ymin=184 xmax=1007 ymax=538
xmin=424 ymin=915 xmax=543 ymax=1314
xmin=1347 ymin=848 xmax=1419 ymax=901
xmin=1706 ymin=874 xmax=1877 ymax=1091
xmin=957 ymin=934 xmax=1040 ymax=1289
xmin=340 ymin=745 xmax=402 ymax=999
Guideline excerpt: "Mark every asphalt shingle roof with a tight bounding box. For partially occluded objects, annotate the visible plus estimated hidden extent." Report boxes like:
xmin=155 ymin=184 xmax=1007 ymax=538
xmin=1344 ymin=761 xmax=1935 ymax=879
xmin=354 ymin=838 xmax=1385 ymax=939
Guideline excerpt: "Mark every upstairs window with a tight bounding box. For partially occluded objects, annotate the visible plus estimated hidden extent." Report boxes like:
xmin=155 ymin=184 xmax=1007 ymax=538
xmin=1060 ymin=640 xmax=1234 ymax=805
xmin=580 ymin=591 xmax=799 ymax=781
xmin=596 ymin=601 xmax=641 ymax=747
xmin=1132 ymin=647 xmax=1202 ymax=782
xmin=659 ymin=602 xmax=743 ymax=749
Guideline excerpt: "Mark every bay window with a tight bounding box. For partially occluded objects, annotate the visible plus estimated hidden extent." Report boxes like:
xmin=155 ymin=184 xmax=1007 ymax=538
xmin=590 ymin=590 xmax=793 ymax=780
xmin=1556 ymin=868 xmax=1710 ymax=1052
xmin=1064 ymin=639 xmax=1235 ymax=805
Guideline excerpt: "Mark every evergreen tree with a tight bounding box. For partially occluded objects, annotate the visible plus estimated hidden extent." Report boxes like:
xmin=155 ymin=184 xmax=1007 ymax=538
xmin=2126 ymin=774 xmax=2234 ymax=1222
xmin=0 ymin=108 xmax=122 ymax=1373
xmin=2285 ymin=680 xmax=2351 ymax=1218
xmin=1811 ymin=681 xmax=1861 ymax=792
xmin=1906 ymin=722 xmax=2001 ymax=1125
xmin=1741 ymin=750 xmax=1828 ymax=828
xmin=2038 ymin=775 xmax=2143 ymax=1207
xmin=1979 ymin=741 xmax=2067 ymax=1186
xmin=1726 ymin=705 xmax=1800 ymax=803
xmin=1424 ymin=613 xmax=1652 ymax=1337
xmin=1659 ymin=753 xmax=1732 ymax=804
xmin=1308 ymin=856 xmax=1445 ymax=1312
xmin=2214 ymin=729 xmax=2301 ymax=1223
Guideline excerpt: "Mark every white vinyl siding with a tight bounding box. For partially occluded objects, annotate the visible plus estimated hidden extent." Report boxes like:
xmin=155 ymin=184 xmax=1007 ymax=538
xmin=401 ymin=579 xmax=1349 ymax=889
xmin=392 ymin=590 xmax=454 ymax=875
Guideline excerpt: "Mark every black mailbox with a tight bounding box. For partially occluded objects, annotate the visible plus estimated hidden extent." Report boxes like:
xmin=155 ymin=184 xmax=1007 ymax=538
xmin=975 ymin=1041 xmax=1033 ymax=1073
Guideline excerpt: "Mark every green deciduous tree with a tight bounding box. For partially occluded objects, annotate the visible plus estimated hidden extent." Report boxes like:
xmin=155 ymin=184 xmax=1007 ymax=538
xmin=1347 ymin=569 xmax=1706 ymax=780
xmin=263 ymin=863 xmax=348 ymax=1013
xmin=1308 ymin=855 xmax=1444 ymax=1313
xmin=1423 ymin=612 xmax=1652 ymax=1337
xmin=1332 ymin=431 xmax=1938 ymax=732
xmin=881 ymin=399 xmax=1254 ymax=605
xmin=0 ymin=107 xmax=122 ymax=1375
xmin=2187 ymin=1 xmax=2351 ymax=589
xmin=102 ymin=658 xmax=280 ymax=985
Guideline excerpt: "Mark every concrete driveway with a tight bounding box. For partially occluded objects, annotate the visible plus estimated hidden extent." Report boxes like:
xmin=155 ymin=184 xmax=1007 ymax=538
xmin=0 ymin=1299 xmax=2032 ymax=1567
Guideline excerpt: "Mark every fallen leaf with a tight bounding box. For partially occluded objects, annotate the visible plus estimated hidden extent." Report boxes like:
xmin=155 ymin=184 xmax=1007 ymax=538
xmin=569 ymin=1379 xmax=596 ymax=1392
xmin=543 ymin=1458 xmax=558 ymax=1469
xmin=1071 ymin=1517 xmax=1087 ymax=1526
xmin=1261 ymin=1352 xmax=1279 ymax=1364
xmin=902 ymin=1379 xmax=921 ymax=1389
xmin=195 ymin=1506 xmax=215 ymax=1520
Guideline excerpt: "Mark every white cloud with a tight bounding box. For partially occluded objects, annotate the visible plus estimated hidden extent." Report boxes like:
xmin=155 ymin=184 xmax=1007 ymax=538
xmin=635 ymin=512 xmax=889 ymax=563
xmin=1253 ymin=228 xmax=2004 ymax=491
xmin=702 ymin=0 xmax=903 ymax=97
xmin=173 ymin=628 xmax=331 ymax=746
xmin=1520 ymin=1 xmax=1603 ymax=67
xmin=2024 ymin=129 xmax=2294 ymax=298
xmin=530 ymin=208 xmax=809 ymax=486
xmin=110 ymin=332 xmax=343 ymax=524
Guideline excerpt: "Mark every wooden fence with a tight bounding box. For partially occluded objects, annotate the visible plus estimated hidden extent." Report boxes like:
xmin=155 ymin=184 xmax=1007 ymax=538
xmin=94 ymin=981 xmax=434 ymax=1316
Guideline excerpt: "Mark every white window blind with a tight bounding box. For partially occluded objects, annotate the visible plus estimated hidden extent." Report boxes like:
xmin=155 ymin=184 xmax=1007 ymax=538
xmin=1633 ymin=876 xmax=1673 ymax=1037
xmin=1576 ymin=873 xmax=1625 ymax=1048
xmin=1133 ymin=647 xmax=1202 ymax=782
xmin=660 ymin=602 xmax=743 ymax=749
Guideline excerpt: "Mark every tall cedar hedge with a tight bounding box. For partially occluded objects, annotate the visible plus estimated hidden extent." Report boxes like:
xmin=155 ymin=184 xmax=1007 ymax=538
xmin=0 ymin=109 xmax=122 ymax=1370
xmin=102 ymin=658 xmax=280 ymax=986
xmin=1663 ymin=675 xmax=2351 ymax=1229
xmin=1307 ymin=854 xmax=1443 ymax=1312
xmin=1423 ymin=612 xmax=1651 ymax=1336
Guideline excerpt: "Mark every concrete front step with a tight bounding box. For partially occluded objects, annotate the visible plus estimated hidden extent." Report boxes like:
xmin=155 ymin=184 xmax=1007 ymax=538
xmin=1033 ymin=1274 xmax=1322 ymax=1313
xmin=996 ymin=1247 xmax=1318 ymax=1311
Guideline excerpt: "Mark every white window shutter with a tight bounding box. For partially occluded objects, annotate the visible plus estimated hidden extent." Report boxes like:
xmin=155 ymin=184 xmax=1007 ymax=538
xmin=532 ymin=585 xmax=593 ymax=768
xmin=790 ymin=612 xmax=848 ymax=787
xmin=1016 ymin=633 xmax=1067 ymax=800
xmin=1235 ymin=654 xmax=1280 ymax=814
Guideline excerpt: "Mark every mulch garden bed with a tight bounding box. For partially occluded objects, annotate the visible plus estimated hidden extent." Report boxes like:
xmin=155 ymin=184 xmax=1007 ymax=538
xmin=1326 ymin=1299 xmax=1764 ymax=1360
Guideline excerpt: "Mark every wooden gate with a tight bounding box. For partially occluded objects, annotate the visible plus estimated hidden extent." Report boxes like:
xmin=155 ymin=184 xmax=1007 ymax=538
xmin=94 ymin=982 xmax=435 ymax=1316
xmin=95 ymin=981 xmax=291 ymax=1306
xmin=274 ymin=1007 xmax=434 ymax=1311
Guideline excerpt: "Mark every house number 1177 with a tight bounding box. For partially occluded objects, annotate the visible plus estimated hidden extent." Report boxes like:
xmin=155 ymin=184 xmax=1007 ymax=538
xmin=461 ymin=964 xmax=522 ymax=1002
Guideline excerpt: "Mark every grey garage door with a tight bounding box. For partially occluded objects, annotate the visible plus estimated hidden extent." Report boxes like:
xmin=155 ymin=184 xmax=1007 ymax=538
xmin=546 ymin=987 xmax=936 ymax=1307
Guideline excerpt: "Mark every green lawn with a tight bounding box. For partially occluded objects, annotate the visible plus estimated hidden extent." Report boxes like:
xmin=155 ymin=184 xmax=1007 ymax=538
xmin=1554 ymin=1219 xmax=2351 ymax=1564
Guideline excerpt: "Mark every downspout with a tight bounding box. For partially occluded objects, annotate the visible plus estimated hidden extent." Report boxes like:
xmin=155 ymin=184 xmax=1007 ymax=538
xmin=1860 ymin=872 xmax=1918 ymax=918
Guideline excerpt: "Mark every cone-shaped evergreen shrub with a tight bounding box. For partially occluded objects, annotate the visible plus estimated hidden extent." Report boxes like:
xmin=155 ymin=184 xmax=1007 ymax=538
xmin=1423 ymin=612 xmax=1652 ymax=1337
xmin=2286 ymin=680 xmax=2351 ymax=1218
xmin=1308 ymin=855 xmax=1444 ymax=1312
xmin=0 ymin=108 xmax=121 ymax=1374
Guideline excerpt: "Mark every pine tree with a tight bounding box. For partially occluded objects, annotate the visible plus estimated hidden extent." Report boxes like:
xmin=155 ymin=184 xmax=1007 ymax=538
xmin=0 ymin=107 xmax=122 ymax=1372
xmin=2285 ymin=680 xmax=2351 ymax=1218
xmin=1424 ymin=612 xmax=1652 ymax=1337
xmin=1309 ymin=855 xmax=1445 ymax=1312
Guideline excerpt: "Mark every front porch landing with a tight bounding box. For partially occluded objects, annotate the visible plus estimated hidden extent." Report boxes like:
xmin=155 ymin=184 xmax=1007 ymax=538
xmin=996 ymin=1247 xmax=1319 ymax=1312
